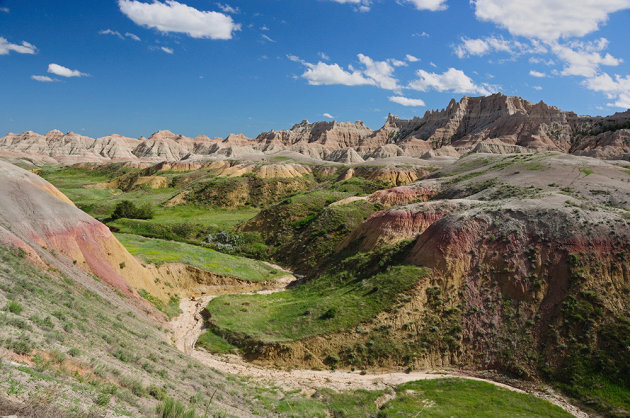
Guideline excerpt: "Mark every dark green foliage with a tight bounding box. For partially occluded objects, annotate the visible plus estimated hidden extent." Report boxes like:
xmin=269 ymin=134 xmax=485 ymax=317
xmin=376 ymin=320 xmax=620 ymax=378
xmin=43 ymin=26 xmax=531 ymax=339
xmin=320 ymin=307 xmax=338 ymax=319
xmin=4 ymin=300 xmax=23 ymax=314
xmin=111 ymin=200 xmax=154 ymax=220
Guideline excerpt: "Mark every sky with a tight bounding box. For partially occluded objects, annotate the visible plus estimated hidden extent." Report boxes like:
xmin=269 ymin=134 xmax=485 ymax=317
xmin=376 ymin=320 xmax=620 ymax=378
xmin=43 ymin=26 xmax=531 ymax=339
xmin=1 ymin=0 xmax=629 ymax=139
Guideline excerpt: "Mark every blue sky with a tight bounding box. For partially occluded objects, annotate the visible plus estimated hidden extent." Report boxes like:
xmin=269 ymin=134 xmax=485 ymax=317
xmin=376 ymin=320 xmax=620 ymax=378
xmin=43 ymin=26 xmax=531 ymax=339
xmin=1 ymin=0 xmax=629 ymax=138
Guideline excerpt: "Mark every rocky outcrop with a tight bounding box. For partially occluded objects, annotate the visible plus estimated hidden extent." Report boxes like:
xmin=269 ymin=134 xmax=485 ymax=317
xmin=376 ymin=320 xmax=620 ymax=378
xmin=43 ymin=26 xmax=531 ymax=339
xmin=571 ymin=129 xmax=630 ymax=160
xmin=2 ymin=94 xmax=629 ymax=164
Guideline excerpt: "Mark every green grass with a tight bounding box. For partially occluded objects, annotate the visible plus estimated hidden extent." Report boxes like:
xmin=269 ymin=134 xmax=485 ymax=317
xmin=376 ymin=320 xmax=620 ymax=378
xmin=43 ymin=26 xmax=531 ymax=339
xmin=196 ymin=329 xmax=239 ymax=354
xmin=116 ymin=233 xmax=279 ymax=282
xmin=108 ymin=206 xmax=259 ymax=242
xmin=138 ymin=290 xmax=182 ymax=319
xmin=378 ymin=379 xmax=571 ymax=417
xmin=579 ymin=167 xmax=593 ymax=176
xmin=205 ymin=264 xmax=428 ymax=344
xmin=40 ymin=166 xmax=266 ymax=249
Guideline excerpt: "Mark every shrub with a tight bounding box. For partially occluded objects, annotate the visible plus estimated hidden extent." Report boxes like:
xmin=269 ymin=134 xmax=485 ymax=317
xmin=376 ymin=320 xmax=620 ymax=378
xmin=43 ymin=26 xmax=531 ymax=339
xmin=111 ymin=200 xmax=153 ymax=220
xmin=68 ymin=347 xmax=80 ymax=357
xmin=320 ymin=307 xmax=338 ymax=320
xmin=95 ymin=393 xmax=110 ymax=407
xmin=5 ymin=300 xmax=23 ymax=315
xmin=6 ymin=337 xmax=32 ymax=355
xmin=156 ymin=397 xmax=196 ymax=418
xmin=148 ymin=384 xmax=167 ymax=400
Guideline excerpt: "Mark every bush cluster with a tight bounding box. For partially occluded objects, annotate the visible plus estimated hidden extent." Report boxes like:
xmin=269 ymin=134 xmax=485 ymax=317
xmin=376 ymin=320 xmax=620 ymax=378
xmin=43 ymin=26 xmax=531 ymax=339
xmin=111 ymin=200 xmax=154 ymax=220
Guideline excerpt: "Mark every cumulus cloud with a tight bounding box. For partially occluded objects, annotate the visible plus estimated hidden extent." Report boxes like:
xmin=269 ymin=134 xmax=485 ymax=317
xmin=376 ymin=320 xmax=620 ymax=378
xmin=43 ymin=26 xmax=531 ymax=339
xmin=31 ymin=75 xmax=58 ymax=82
xmin=550 ymin=38 xmax=621 ymax=78
xmin=0 ymin=37 xmax=37 ymax=55
xmin=389 ymin=96 xmax=426 ymax=106
xmin=118 ymin=0 xmax=241 ymax=40
xmin=404 ymin=0 xmax=448 ymax=11
xmin=583 ymin=73 xmax=630 ymax=108
xmin=323 ymin=113 xmax=335 ymax=119
xmin=48 ymin=63 xmax=88 ymax=78
xmin=358 ymin=54 xmax=400 ymax=90
xmin=473 ymin=0 xmax=630 ymax=41
xmin=290 ymin=54 xmax=403 ymax=90
xmin=405 ymin=54 xmax=420 ymax=62
xmin=408 ymin=67 xmax=494 ymax=95
xmin=302 ymin=61 xmax=374 ymax=86
xmin=529 ymin=70 xmax=547 ymax=78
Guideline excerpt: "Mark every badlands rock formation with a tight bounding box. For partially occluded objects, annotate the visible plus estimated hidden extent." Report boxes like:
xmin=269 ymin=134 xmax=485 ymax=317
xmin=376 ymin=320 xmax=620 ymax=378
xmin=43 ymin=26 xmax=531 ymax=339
xmin=1 ymin=94 xmax=628 ymax=164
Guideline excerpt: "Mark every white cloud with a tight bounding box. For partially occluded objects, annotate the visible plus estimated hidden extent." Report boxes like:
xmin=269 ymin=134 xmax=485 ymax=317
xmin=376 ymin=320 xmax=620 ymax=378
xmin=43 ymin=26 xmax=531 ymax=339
xmin=453 ymin=36 xmax=545 ymax=59
xmin=404 ymin=0 xmax=448 ymax=11
xmin=48 ymin=63 xmax=88 ymax=78
xmin=533 ymin=85 xmax=543 ymax=90
xmin=473 ymin=0 xmax=630 ymax=41
xmin=412 ymin=32 xmax=430 ymax=38
xmin=261 ymin=34 xmax=276 ymax=43
xmin=318 ymin=52 xmax=330 ymax=61
xmin=329 ymin=0 xmax=372 ymax=12
xmin=0 ymin=7 xmax=9 ymax=13
xmin=529 ymin=70 xmax=547 ymax=78
xmin=529 ymin=57 xmax=555 ymax=66
xmin=389 ymin=96 xmax=426 ymax=106
xmin=118 ymin=0 xmax=241 ymax=40
xmin=260 ymin=25 xmax=270 ymax=31
xmin=550 ymin=38 xmax=621 ymax=78
xmin=302 ymin=61 xmax=373 ymax=86
xmin=125 ymin=32 xmax=141 ymax=41
xmin=408 ymin=67 xmax=494 ymax=95
xmin=0 ymin=37 xmax=37 ymax=55
xmin=99 ymin=29 xmax=124 ymax=39
xmin=216 ymin=3 xmax=239 ymax=14
xmin=31 ymin=75 xmax=58 ymax=83
xmin=323 ymin=113 xmax=335 ymax=119
xmin=287 ymin=54 xmax=302 ymax=63
xmin=291 ymin=54 xmax=402 ymax=90
xmin=358 ymin=54 xmax=400 ymax=90
xmin=389 ymin=58 xmax=407 ymax=67
xmin=583 ymin=73 xmax=630 ymax=108
xmin=405 ymin=54 xmax=420 ymax=62
xmin=161 ymin=46 xmax=174 ymax=54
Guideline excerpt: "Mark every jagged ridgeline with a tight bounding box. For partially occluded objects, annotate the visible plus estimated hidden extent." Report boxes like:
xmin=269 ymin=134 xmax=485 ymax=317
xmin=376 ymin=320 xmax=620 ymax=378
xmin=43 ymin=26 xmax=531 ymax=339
xmin=1 ymin=93 xmax=629 ymax=165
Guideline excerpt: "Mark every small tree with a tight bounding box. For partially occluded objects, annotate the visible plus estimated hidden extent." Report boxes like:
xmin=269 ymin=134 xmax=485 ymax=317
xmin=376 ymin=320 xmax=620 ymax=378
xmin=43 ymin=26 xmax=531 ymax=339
xmin=111 ymin=200 xmax=153 ymax=220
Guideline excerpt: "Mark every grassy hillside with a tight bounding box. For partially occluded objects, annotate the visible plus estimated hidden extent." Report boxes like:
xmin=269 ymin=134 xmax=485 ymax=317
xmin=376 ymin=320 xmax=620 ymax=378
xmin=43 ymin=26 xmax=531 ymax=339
xmin=203 ymin=242 xmax=427 ymax=347
xmin=116 ymin=233 xmax=280 ymax=282
xmin=379 ymin=379 xmax=571 ymax=417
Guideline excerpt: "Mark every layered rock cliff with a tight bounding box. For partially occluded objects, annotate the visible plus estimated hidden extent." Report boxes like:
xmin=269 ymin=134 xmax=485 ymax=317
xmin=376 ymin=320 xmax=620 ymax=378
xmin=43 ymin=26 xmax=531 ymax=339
xmin=1 ymin=94 xmax=629 ymax=164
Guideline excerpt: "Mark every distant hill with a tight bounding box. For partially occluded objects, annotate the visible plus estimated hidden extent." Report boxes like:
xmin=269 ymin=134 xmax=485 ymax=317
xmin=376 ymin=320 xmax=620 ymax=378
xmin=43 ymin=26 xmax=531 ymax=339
xmin=2 ymin=93 xmax=629 ymax=165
